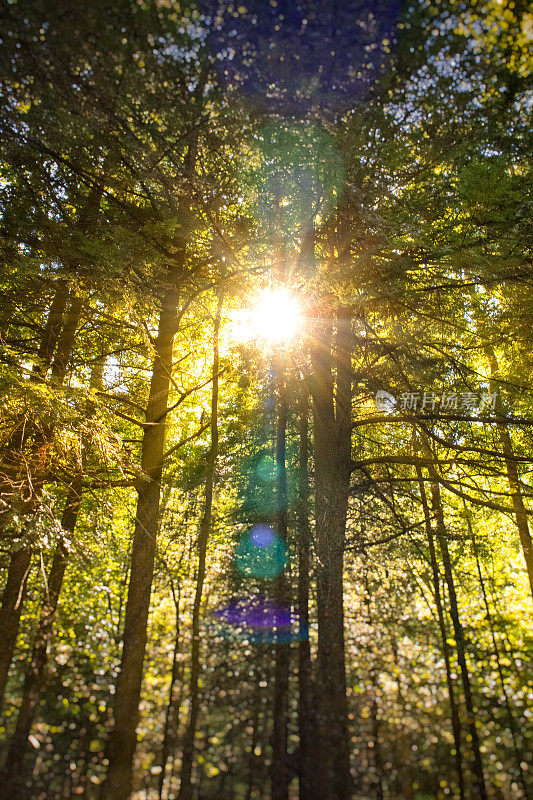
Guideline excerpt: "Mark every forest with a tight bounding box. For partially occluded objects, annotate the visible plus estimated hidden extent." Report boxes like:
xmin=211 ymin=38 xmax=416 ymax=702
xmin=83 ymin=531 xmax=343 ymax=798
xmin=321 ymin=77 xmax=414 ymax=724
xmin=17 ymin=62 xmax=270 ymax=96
xmin=0 ymin=1 xmax=532 ymax=799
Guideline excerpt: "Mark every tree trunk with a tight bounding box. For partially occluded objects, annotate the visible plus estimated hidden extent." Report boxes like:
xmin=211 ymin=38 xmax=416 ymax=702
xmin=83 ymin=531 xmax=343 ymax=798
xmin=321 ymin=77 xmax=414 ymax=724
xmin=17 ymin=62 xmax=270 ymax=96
xmin=179 ymin=294 xmax=222 ymax=800
xmin=415 ymin=461 xmax=465 ymax=800
xmin=0 ymin=183 xmax=103 ymax=711
xmin=430 ymin=482 xmax=487 ymax=800
xmin=1 ymin=354 xmax=102 ymax=791
xmin=158 ymin=586 xmax=184 ymax=800
xmin=297 ymin=382 xmax=315 ymax=800
xmin=0 ymin=280 xmax=69 ymax=702
xmin=2 ymin=276 xmax=69 ymax=479
xmin=0 ymin=481 xmax=82 ymax=799
xmin=0 ymin=546 xmax=32 ymax=709
xmin=486 ymin=346 xmax=533 ymax=595
xmin=271 ymin=356 xmax=290 ymax=800
xmin=48 ymin=293 xmax=85 ymax=384
xmin=0 ymin=291 xmax=83 ymax=709
xmin=102 ymin=275 xmax=182 ymax=800
xmin=310 ymin=310 xmax=351 ymax=800
xmin=32 ymin=280 xmax=70 ymax=377
xmin=467 ymin=510 xmax=530 ymax=800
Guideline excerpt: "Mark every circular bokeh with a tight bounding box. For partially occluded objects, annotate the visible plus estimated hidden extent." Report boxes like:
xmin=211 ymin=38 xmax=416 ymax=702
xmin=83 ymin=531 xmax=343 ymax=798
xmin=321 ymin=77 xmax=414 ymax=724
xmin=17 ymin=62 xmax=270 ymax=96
xmin=256 ymin=455 xmax=280 ymax=483
xmin=250 ymin=523 xmax=276 ymax=547
xmin=235 ymin=525 xmax=287 ymax=579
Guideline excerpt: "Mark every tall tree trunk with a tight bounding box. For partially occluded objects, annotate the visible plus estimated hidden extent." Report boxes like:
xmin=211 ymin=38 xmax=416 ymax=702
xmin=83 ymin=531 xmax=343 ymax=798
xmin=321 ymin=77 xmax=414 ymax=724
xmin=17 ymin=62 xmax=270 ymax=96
xmin=48 ymin=294 xmax=84 ymax=385
xmin=158 ymin=584 xmax=183 ymax=800
xmin=0 ymin=481 xmax=82 ymax=799
xmin=310 ymin=310 xmax=351 ymax=800
xmin=0 ymin=182 xmax=103 ymax=711
xmin=1 ymin=353 xmax=102 ymax=794
xmin=486 ymin=346 xmax=533 ymax=595
xmin=2 ymin=276 xmax=69 ymax=478
xmin=466 ymin=510 xmax=530 ymax=800
xmin=0 ymin=546 xmax=32 ymax=708
xmin=430 ymin=482 xmax=487 ymax=800
xmin=179 ymin=293 xmax=222 ymax=800
xmin=0 ymin=290 xmax=85 ymax=712
xmin=271 ymin=356 xmax=290 ymax=800
xmin=297 ymin=381 xmax=315 ymax=800
xmin=102 ymin=272 xmax=182 ymax=800
xmin=415 ymin=461 xmax=465 ymax=800
xmin=32 ymin=280 xmax=70 ymax=377
xmin=0 ymin=280 xmax=69 ymax=695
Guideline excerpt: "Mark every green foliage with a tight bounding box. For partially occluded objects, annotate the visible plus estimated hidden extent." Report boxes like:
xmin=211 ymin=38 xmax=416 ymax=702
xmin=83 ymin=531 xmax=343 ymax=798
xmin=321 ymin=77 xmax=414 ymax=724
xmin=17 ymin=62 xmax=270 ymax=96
xmin=0 ymin=1 xmax=532 ymax=798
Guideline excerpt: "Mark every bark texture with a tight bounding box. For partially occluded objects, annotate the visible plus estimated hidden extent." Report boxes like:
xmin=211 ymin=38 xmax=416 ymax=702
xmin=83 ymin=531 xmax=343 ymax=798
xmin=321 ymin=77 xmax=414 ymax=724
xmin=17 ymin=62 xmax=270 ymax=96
xmin=0 ymin=546 xmax=32 ymax=710
xmin=0 ymin=483 xmax=82 ymax=799
xmin=486 ymin=347 xmax=533 ymax=595
xmin=0 ymin=289 xmax=83 ymax=711
xmin=297 ymin=383 xmax=315 ymax=800
xmin=416 ymin=461 xmax=465 ymax=800
xmin=102 ymin=277 xmax=182 ymax=800
xmin=431 ymin=482 xmax=487 ymax=800
xmin=310 ymin=310 xmax=352 ymax=800
xmin=179 ymin=295 xmax=222 ymax=800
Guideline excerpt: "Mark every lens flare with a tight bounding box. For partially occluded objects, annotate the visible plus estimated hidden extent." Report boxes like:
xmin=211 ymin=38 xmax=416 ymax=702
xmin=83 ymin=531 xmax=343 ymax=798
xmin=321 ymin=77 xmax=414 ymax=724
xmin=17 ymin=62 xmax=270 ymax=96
xmin=230 ymin=288 xmax=301 ymax=345
xmin=256 ymin=455 xmax=280 ymax=483
xmin=250 ymin=523 xmax=276 ymax=547
xmin=235 ymin=526 xmax=287 ymax=579
xmin=210 ymin=597 xmax=309 ymax=644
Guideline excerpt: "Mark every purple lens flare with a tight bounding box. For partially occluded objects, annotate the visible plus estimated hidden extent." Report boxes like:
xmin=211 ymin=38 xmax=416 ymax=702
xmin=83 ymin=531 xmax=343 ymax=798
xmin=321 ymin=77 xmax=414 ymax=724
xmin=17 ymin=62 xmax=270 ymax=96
xmin=250 ymin=523 xmax=276 ymax=547
xmin=210 ymin=596 xmax=309 ymax=643
xmin=214 ymin=598 xmax=293 ymax=629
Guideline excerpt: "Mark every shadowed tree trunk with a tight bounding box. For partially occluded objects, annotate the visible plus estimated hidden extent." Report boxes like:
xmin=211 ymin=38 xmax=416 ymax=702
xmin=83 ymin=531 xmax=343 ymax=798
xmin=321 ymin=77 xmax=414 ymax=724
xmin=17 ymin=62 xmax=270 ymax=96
xmin=0 ymin=546 xmax=32 ymax=709
xmin=0 ymin=281 xmax=69 ymax=705
xmin=179 ymin=293 xmax=222 ymax=800
xmin=297 ymin=380 xmax=315 ymax=800
xmin=0 ymin=181 xmax=103 ymax=710
xmin=32 ymin=280 xmax=70 ymax=378
xmin=430 ymin=481 xmax=487 ymax=800
xmin=485 ymin=346 xmax=533 ymax=596
xmin=0 ymin=481 xmax=82 ymax=799
xmin=0 ymin=289 xmax=86 ymax=712
xmin=310 ymin=309 xmax=351 ymax=800
xmin=415 ymin=460 xmax=465 ymax=800
xmin=466 ymin=510 xmax=530 ymax=800
xmin=271 ymin=354 xmax=290 ymax=800
xmin=101 ymin=265 xmax=184 ymax=800
xmin=1 ymin=355 xmax=103 ymax=795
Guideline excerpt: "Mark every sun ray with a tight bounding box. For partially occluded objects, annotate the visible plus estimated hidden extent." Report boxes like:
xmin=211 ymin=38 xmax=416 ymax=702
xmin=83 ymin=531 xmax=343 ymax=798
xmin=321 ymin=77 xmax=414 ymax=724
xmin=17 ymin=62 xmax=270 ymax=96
xmin=230 ymin=288 xmax=302 ymax=345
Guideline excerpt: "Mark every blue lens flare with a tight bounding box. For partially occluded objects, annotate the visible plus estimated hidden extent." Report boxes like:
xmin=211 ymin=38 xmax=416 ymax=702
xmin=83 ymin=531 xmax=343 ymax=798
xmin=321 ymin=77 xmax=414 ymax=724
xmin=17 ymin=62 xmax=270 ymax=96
xmin=210 ymin=597 xmax=309 ymax=644
xmin=250 ymin=523 xmax=275 ymax=547
xmin=235 ymin=527 xmax=287 ymax=579
xmin=256 ymin=456 xmax=280 ymax=483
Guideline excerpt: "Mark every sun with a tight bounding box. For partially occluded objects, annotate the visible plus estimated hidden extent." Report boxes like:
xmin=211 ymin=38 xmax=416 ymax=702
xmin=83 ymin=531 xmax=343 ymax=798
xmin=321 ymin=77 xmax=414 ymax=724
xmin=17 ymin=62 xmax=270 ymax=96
xmin=231 ymin=288 xmax=302 ymax=345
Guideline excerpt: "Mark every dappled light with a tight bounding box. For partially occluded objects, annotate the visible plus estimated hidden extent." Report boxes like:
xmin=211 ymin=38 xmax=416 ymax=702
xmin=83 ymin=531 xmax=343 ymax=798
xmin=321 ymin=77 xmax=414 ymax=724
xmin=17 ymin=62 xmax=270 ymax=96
xmin=0 ymin=2 xmax=531 ymax=800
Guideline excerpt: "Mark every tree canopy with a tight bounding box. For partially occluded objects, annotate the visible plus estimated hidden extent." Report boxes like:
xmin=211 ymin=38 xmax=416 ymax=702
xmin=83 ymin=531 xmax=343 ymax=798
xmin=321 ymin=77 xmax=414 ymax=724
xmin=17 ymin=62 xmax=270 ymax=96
xmin=0 ymin=1 xmax=532 ymax=800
